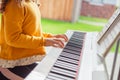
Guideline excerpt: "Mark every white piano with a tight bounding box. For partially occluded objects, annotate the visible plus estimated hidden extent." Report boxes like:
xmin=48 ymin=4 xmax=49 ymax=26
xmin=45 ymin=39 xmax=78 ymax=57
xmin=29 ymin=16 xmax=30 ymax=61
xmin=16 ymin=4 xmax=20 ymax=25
xmin=25 ymin=8 xmax=120 ymax=80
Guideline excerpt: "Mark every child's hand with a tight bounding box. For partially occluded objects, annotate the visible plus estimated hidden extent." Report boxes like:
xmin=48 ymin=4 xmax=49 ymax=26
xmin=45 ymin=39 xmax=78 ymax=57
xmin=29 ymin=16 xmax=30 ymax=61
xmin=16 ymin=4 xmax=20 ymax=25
xmin=44 ymin=34 xmax=68 ymax=48
xmin=51 ymin=34 xmax=68 ymax=42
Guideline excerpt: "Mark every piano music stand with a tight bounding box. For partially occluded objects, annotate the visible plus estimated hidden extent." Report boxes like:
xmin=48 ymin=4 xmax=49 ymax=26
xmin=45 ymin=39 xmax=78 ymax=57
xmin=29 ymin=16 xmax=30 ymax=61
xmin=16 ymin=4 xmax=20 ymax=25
xmin=117 ymin=67 xmax=120 ymax=80
xmin=110 ymin=38 xmax=120 ymax=80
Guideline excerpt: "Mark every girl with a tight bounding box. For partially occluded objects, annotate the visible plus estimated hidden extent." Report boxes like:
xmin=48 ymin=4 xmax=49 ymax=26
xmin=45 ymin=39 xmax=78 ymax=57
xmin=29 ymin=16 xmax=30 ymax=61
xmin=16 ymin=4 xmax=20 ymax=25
xmin=0 ymin=0 xmax=68 ymax=79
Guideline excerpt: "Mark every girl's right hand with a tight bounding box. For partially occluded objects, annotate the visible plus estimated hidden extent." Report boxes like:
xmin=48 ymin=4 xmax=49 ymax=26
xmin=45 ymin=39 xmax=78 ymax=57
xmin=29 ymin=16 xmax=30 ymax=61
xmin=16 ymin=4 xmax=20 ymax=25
xmin=44 ymin=38 xmax=66 ymax=48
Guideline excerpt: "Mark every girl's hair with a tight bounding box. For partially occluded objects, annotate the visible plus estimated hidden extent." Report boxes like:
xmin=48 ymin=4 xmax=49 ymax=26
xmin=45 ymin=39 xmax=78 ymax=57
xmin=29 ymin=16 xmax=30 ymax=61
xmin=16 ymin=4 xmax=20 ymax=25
xmin=0 ymin=0 xmax=24 ymax=13
xmin=0 ymin=0 xmax=40 ymax=13
xmin=0 ymin=0 xmax=9 ymax=13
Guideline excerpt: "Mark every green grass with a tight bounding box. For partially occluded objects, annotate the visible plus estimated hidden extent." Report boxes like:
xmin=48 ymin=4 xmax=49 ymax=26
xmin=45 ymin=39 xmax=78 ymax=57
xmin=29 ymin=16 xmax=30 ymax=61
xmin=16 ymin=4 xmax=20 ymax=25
xmin=41 ymin=18 xmax=103 ymax=34
xmin=79 ymin=16 xmax=108 ymax=23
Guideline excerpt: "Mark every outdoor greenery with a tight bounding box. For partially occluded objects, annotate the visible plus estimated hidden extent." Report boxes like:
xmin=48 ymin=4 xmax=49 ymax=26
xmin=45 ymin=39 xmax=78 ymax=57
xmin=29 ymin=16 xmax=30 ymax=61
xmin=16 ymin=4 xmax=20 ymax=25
xmin=79 ymin=16 xmax=108 ymax=23
xmin=41 ymin=16 xmax=105 ymax=34
xmin=41 ymin=16 xmax=119 ymax=53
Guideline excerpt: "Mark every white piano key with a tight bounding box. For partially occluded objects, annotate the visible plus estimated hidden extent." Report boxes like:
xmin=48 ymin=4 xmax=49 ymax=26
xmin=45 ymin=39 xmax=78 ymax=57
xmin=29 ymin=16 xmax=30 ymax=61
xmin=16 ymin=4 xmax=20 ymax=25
xmin=54 ymin=61 xmax=77 ymax=71
xmin=65 ymin=46 xmax=81 ymax=52
xmin=63 ymin=49 xmax=81 ymax=56
xmin=52 ymin=67 xmax=76 ymax=76
xmin=54 ymin=65 xmax=76 ymax=73
xmin=60 ymin=52 xmax=80 ymax=60
xmin=66 ymin=44 xmax=82 ymax=51
xmin=58 ymin=56 xmax=78 ymax=64
xmin=51 ymin=67 xmax=76 ymax=78
xmin=46 ymin=74 xmax=65 ymax=80
xmin=55 ymin=60 xmax=78 ymax=70
xmin=47 ymin=72 xmax=74 ymax=80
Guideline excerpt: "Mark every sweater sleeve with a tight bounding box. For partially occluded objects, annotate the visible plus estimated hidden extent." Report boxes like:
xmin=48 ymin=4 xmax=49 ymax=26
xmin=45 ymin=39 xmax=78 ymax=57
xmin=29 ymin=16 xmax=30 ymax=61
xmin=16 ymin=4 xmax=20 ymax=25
xmin=42 ymin=32 xmax=53 ymax=38
xmin=3 ymin=2 xmax=45 ymax=49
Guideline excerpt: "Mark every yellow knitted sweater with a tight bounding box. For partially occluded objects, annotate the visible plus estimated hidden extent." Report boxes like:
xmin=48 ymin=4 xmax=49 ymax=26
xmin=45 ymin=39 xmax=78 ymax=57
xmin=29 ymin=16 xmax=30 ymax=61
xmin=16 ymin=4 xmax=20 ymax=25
xmin=0 ymin=0 xmax=52 ymax=67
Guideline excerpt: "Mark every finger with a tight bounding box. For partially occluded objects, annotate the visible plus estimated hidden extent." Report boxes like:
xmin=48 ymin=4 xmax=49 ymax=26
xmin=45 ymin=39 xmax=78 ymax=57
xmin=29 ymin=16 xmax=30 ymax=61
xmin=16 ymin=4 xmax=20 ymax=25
xmin=53 ymin=43 xmax=63 ymax=48
xmin=62 ymin=34 xmax=68 ymax=42
xmin=56 ymin=34 xmax=68 ymax=42
xmin=53 ymin=39 xmax=64 ymax=48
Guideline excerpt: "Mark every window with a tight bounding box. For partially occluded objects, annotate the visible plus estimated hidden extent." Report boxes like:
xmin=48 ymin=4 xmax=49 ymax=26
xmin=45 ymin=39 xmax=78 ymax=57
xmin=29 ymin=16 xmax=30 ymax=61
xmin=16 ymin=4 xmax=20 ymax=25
xmin=91 ymin=0 xmax=103 ymax=3
xmin=90 ymin=0 xmax=104 ymax=5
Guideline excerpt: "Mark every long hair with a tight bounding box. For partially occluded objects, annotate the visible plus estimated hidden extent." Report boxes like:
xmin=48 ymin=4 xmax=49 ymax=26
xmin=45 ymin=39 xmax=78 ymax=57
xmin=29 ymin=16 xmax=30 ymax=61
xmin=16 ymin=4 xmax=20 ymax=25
xmin=0 ymin=0 xmax=9 ymax=13
xmin=0 ymin=0 xmax=40 ymax=13
xmin=0 ymin=0 xmax=26 ymax=13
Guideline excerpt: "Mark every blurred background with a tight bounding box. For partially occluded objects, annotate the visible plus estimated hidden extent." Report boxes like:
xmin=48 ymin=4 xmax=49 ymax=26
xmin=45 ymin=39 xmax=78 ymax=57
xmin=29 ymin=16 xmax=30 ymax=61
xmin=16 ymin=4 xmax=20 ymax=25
xmin=38 ymin=0 xmax=120 ymax=52
xmin=38 ymin=1 xmax=120 ymax=78
xmin=38 ymin=0 xmax=120 ymax=34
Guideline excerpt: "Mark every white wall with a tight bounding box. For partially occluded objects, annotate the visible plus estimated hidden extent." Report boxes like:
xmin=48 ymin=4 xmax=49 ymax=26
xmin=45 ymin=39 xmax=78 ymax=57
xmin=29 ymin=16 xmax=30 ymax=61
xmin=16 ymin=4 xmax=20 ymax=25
xmin=116 ymin=0 xmax=120 ymax=7
xmin=84 ymin=0 xmax=117 ymax=5
xmin=103 ymin=0 xmax=116 ymax=5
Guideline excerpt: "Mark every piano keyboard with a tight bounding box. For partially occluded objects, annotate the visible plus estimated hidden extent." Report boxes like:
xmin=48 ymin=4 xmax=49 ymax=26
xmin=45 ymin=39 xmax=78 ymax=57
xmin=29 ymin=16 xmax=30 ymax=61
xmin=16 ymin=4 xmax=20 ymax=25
xmin=45 ymin=31 xmax=86 ymax=80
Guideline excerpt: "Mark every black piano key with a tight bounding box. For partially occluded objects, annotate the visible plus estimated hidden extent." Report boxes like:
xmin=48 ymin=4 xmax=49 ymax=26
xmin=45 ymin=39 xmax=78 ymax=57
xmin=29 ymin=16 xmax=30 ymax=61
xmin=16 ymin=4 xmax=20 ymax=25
xmin=63 ymin=49 xmax=81 ymax=56
xmin=47 ymin=72 xmax=74 ymax=80
xmin=50 ymin=71 xmax=75 ymax=79
xmin=64 ymin=46 xmax=81 ymax=53
xmin=73 ymin=32 xmax=86 ymax=37
xmin=55 ymin=60 xmax=78 ymax=70
xmin=66 ymin=42 xmax=83 ymax=49
xmin=54 ymin=62 xmax=77 ymax=72
xmin=69 ymin=39 xmax=83 ymax=44
xmin=71 ymin=36 xmax=84 ymax=40
xmin=60 ymin=55 xmax=79 ymax=61
xmin=58 ymin=56 xmax=78 ymax=65
xmin=68 ymin=41 xmax=83 ymax=47
xmin=52 ymin=67 xmax=76 ymax=75
xmin=57 ymin=59 xmax=78 ymax=65
xmin=51 ymin=67 xmax=76 ymax=78
xmin=60 ymin=52 xmax=80 ymax=60
xmin=54 ymin=65 xmax=76 ymax=73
